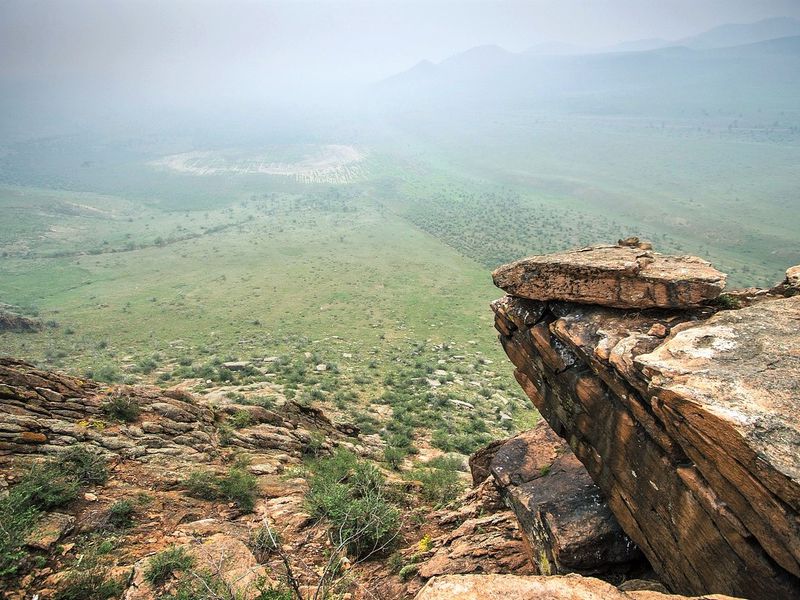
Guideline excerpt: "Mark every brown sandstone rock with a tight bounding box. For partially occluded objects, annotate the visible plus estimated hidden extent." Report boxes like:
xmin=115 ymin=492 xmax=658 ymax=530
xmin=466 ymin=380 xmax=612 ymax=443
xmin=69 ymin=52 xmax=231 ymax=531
xmin=413 ymin=574 xmax=743 ymax=600
xmin=636 ymin=296 xmax=800 ymax=579
xmin=492 ymin=286 xmax=800 ymax=598
xmin=488 ymin=423 xmax=643 ymax=578
xmin=785 ymin=265 xmax=800 ymax=289
xmin=492 ymin=244 xmax=726 ymax=309
xmin=25 ymin=512 xmax=75 ymax=550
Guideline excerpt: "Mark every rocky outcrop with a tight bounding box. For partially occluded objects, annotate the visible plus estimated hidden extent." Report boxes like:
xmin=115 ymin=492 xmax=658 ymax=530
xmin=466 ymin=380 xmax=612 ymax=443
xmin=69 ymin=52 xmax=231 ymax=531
xmin=492 ymin=240 xmax=727 ymax=309
xmin=0 ymin=358 xmax=358 ymax=465
xmin=0 ymin=308 xmax=42 ymax=332
xmin=414 ymin=574 xmax=743 ymax=600
xmin=487 ymin=423 xmax=644 ymax=578
xmin=417 ymin=478 xmax=535 ymax=580
xmin=492 ymin=249 xmax=800 ymax=599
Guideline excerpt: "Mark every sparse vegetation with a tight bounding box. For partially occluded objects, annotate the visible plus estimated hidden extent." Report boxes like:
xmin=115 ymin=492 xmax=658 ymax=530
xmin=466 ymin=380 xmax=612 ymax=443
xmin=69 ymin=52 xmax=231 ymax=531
xmin=144 ymin=546 xmax=194 ymax=587
xmin=306 ymin=449 xmax=400 ymax=559
xmin=184 ymin=466 xmax=258 ymax=512
xmin=0 ymin=447 xmax=107 ymax=576
xmin=102 ymin=396 xmax=141 ymax=423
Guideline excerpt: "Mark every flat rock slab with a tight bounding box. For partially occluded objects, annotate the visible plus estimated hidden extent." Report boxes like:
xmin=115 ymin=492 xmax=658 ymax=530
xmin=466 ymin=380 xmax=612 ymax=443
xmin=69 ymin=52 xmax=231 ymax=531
xmin=492 ymin=245 xmax=726 ymax=309
xmin=414 ymin=574 xmax=744 ymax=600
xmin=25 ymin=512 xmax=75 ymax=550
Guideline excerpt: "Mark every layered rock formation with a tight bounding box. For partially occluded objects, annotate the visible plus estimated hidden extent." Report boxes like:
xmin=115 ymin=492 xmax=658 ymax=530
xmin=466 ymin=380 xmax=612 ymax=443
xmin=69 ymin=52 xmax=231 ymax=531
xmin=0 ymin=357 xmax=359 ymax=465
xmin=492 ymin=240 xmax=727 ymax=309
xmin=0 ymin=358 xmax=376 ymax=600
xmin=484 ymin=422 xmax=644 ymax=578
xmin=491 ymin=242 xmax=800 ymax=599
xmin=0 ymin=307 xmax=42 ymax=332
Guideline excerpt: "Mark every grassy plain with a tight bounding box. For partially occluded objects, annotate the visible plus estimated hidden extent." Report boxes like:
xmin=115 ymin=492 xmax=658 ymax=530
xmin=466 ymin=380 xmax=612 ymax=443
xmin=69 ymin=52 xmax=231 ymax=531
xmin=1 ymin=112 xmax=798 ymax=455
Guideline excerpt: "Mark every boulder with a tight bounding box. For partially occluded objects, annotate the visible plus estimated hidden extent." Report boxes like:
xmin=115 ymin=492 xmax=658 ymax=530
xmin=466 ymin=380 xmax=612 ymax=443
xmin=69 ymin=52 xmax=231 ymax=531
xmin=413 ymin=574 xmax=743 ymax=600
xmin=785 ymin=265 xmax=800 ymax=289
xmin=488 ymin=423 xmax=643 ymax=578
xmin=492 ymin=243 xmax=726 ymax=309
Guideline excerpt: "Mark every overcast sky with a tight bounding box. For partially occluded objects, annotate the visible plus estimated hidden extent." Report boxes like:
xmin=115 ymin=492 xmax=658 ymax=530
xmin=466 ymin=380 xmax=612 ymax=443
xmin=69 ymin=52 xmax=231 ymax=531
xmin=1 ymin=0 xmax=799 ymax=112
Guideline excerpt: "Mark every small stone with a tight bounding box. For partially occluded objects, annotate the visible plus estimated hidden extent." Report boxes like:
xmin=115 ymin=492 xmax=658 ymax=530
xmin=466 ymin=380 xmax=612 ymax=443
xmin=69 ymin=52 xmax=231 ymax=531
xmin=222 ymin=361 xmax=250 ymax=371
xmin=314 ymin=363 xmax=327 ymax=371
xmin=647 ymin=323 xmax=669 ymax=338
xmin=83 ymin=492 xmax=98 ymax=502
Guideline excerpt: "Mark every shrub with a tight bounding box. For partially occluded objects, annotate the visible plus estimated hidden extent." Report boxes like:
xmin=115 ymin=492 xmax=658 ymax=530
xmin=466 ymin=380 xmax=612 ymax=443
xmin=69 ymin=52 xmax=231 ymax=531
xmin=254 ymin=587 xmax=295 ymax=600
xmin=184 ymin=470 xmax=221 ymax=500
xmin=102 ymin=396 xmax=140 ymax=423
xmin=144 ymin=546 xmax=194 ymax=587
xmin=239 ymin=395 xmax=276 ymax=409
xmin=58 ymin=447 xmax=109 ymax=485
xmin=93 ymin=365 xmax=120 ymax=383
xmin=398 ymin=563 xmax=419 ymax=581
xmin=54 ymin=564 xmax=126 ymax=600
xmin=184 ymin=467 xmax=257 ymax=512
xmin=135 ymin=357 xmax=159 ymax=374
xmin=105 ymin=500 xmax=135 ymax=530
xmin=218 ymin=468 xmax=257 ymax=512
xmin=383 ymin=446 xmax=407 ymax=470
xmin=411 ymin=457 xmax=464 ymax=506
xmin=160 ymin=573 xmax=235 ymax=600
xmin=306 ymin=450 xmax=400 ymax=559
xmin=0 ymin=447 xmax=111 ymax=576
xmin=303 ymin=431 xmax=327 ymax=457
xmin=249 ymin=525 xmax=281 ymax=562
xmin=229 ymin=410 xmax=253 ymax=429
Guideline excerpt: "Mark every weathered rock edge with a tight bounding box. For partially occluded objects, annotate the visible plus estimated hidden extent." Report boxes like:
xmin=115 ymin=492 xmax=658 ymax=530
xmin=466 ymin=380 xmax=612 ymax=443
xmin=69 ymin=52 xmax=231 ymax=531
xmin=491 ymin=290 xmax=800 ymax=599
xmin=414 ymin=573 xmax=744 ymax=600
xmin=492 ymin=243 xmax=727 ymax=309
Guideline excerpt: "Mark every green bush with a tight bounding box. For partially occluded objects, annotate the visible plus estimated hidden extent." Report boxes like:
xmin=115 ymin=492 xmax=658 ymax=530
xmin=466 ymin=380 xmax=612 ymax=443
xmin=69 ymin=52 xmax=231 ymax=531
xmin=411 ymin=457 xmax=464 ymax=506
xmin=218 ymin=468 xmax=257 ymax=512
xmin=306 ymin=449 xmax=399 ymax=559
xmin=239 ymin=395 xmax=276 ymax=409
xmin=0 ymin=447 xmax=108 ymax=576
xmin=144 ymin=546 xmax=194 ymax=587
xmin=229 ymin=410 xmax=253 ymax=429
xmin=102 ymin=396 xmax=140 ymax=423
xmin=161 ymin=573 xmax=236 ymax=600
xmin=92 ymin=365 xmax=121 ymax=383
xmin=54 ymin=566 xmax=126 ymax=600
xmin=248 ymin=525 xmax=281 ymax=562
xmin=184 ymin=469 xmax=221 ymax=500
xmin=383 ymin=446 xmax=407 ymax=470
xmin=59 ymin=447 xmax=109 ymax=485
xmin=105 ymin=500 xmax=135 ymax=530
xmin=183 ymin=467 xmax=257 ymax=512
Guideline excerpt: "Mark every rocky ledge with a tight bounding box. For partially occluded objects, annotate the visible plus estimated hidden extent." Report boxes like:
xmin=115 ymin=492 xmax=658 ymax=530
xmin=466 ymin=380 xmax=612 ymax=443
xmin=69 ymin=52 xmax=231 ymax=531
xmin=492 ymin=238 xmax=727 ymax=309
xmin=490 ymin=242 xmax=800 ymax=599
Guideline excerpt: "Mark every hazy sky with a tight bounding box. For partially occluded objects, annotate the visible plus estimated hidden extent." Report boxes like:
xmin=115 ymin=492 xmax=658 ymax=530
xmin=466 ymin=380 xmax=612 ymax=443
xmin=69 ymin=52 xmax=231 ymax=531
xmin=1 ymin=1 xmax=799 ymax=112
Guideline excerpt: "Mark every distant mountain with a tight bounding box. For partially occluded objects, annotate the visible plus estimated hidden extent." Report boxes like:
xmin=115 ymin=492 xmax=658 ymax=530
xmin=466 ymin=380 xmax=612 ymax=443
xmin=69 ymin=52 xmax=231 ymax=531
xmin=524 ymin=41 xmax=586 ymax=56
xmin=679 ymin=16 xmax=800 ymax=49
xmin=374 ymin=34 xmax=800 ymax=118
xmin=596 ymin=17 xmax=800 ymax=54
xmin=605 ymin=38 xmax=671 ymax=53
